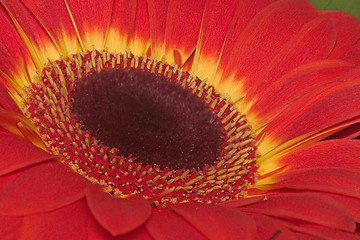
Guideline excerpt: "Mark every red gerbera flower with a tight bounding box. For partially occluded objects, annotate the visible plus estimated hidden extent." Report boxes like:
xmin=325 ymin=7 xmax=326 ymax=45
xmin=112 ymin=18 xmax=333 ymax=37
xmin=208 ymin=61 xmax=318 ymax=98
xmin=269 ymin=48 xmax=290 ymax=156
xmin=0 ymin=0 xmax=360 ymax=239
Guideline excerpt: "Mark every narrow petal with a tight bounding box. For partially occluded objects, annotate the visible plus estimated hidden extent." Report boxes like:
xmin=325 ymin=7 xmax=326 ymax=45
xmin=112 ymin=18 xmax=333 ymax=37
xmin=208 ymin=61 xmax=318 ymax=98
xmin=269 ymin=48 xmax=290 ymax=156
xmin=242 ymin=16 xmax=337 ymax=113
xmin=171 ymin=202 xmax=256 ymax=240
xmin=191 ymin=0 xmax=242 ymax=81
xmin=145 ymin=208 xmax=207 ymax=240
xmin=0 ymin=79 xmax=21 ymax=112
xmin=104 ymin=0 xmax=137 ymax=53
xmin=0 ymin=215 xmax=23 ymax=240
xmin=164 ymin=0 xmax=205 ymax=66
xmin=129 ymin=0 xmax=150 ymax=56
xmin=147 ymin=0 xmax=170 ymax=59
xmin=19 ymin=199 xmax=88 ymax=240
xmin=216 ymin=0 xmax=316 ymax=100
xmin=321 ymin=11 xmax=360 ymax=59
xmin=1 ymin=0 xmax=60 ymax=67
xmin=0 ymin=5 xmax=35 ymax=96
xmin=241 ymin=192 xmax=356 ymax=232
xmin=22 ymin=0 xmax=81 ymax=55
xmin=212 ymin=0 xmax=277 ymax=86
xmin=0 ymin=161 xmax=89 ymax=215
xmin=257 ymin=167 xmax=360 ymax=199
xmin=65 ymin=0 xmax=113 ymax=51
xmin=259 ymin=139 xmax=360 ymax=175
xmin=328 ymin=122 xmax=360 ymax=139
xmin=86 ymin=185 xmax=151 ymax=236
xmin=220 ymin=195 xmax=266 ymax=208
xmin=0 ymin=130 xmax=52 ymax=176
xmin=245 ymin=60 xmax=353 ymax=129
xmin=258 ymin=77 xmax=360 ymax=156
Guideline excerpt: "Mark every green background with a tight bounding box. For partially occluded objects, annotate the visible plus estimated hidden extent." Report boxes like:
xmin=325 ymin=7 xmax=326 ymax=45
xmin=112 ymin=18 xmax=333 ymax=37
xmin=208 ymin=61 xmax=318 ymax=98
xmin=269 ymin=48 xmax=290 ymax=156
xmin=309 ymin=0 xmax=360 ymax=20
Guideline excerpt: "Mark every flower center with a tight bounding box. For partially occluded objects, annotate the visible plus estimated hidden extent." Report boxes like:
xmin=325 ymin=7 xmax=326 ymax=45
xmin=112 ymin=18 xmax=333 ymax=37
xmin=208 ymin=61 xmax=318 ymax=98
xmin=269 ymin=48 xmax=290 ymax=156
xmin=23 ymin=50 xmax=258 ymax=205
xmin=70 ymin=68 xmax=224 ymax=170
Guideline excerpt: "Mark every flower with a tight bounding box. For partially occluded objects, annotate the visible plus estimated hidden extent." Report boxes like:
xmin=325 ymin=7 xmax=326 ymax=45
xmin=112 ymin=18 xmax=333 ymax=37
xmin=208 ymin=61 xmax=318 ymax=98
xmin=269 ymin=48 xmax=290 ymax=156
xmin=0 ymin=0 xmax=360 ymax=239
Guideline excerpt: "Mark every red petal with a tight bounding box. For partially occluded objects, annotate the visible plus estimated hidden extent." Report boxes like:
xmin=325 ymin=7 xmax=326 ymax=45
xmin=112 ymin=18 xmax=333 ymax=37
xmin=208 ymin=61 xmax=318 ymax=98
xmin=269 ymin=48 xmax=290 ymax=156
xmin=145 ymin=208 xmax=207 ymax=240
xmin=213 ymin=0 xmax=277 ymax=85
xmin=321 ymin=11 xmax=360 ymax=59
xmin=259 ymin=78 xmax=360 ymax=155
xmin=163 ymin=0 xmax=205 ymax=65
xmin=21 ymin=0 xmax=80 ymax=55
xmin=341 ymin=43 xmax=360 ymax=66
xmin=86 ymin=185 xmax=151 ymax=236
xmin=20 ymin=199 xmax=88 ymax=240
xmin=191 ymin=0 xmax=242 ymax=81
xmin=220 ymin=195 xmax=266 ymax=208
xmin=129 ymin=0 xmax=150 ymax=56
xmin=242 ymin=16 xmax=337 ymax=112
xmin=328 ymin=122 xmax=360 ymax=139
xmin=249 ymin=213 xmax=296 ymax=240
xmin=105 ymin=0 xmax=136 ymax=53
xmin=268 ymin=140 xmax=360 ymax=173
xmin=289 ymin=223 xmax=359 ymax=240
xmin=1 ymin=0 xmax=60 ymax=67
xmin=0 ymin=130 xmax=52 ymax=176
xmin=89 ymin=215 xmax=152 ymax=240
xmin=147 ymin=0 xmax=170 ymax=59
xmin=327 ymin=194 xmax=360 ymax=223
xmin=241 ymin=192 xmax=355 ymax=232
xmin=218 ymin=0 xmax=316 ymax=100
xmin=0 ymin=161 xmax=89 ymax=215
xmin=263 ymin=167 xmax=360 ymax=199
xmin=0 ymin=214 xmax=23 ymax=240
xmin=65 ymin=0 xmax=113 ymax=51
xmin=0 ymin=5 xmax=35 ymax=94
xmin=0 ymin=80 xmax=21 ymax=113
xmin=246 ymin=60 xmax=353 ymax=129
xmin=171 ymin=202 xmax=256 ymax=240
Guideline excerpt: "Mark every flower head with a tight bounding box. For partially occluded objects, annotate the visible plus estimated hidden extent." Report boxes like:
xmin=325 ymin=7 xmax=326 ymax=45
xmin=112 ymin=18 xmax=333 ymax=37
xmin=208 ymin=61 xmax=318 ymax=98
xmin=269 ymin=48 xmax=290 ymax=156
xmin=0 ymin=0 xmax=360 ymax=239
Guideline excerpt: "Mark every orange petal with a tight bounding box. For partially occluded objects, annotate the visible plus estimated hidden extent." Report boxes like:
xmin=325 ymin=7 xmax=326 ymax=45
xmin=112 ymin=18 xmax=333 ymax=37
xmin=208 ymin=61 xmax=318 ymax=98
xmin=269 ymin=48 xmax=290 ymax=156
xmin=86 ymin=185 xmax=151 ymax=236
xmin=171 ymin=202 xmax=256 ymax=240
xmin=0 ymin=161 xmax=89 ymax=215
xmin=145 ymin=208 xmax=208 ymax=240
xmin=22 ymin=0 xmax=81 ymax=55
xmin=65 ymin=0 xmax=113 ymax=51
xmin=20 ymin=199 xmax=88 ymax=240
xmin=217 ymin=0 xmax=316 ymax=101
xmin=163 ymin=0 xmax=205 ymax=66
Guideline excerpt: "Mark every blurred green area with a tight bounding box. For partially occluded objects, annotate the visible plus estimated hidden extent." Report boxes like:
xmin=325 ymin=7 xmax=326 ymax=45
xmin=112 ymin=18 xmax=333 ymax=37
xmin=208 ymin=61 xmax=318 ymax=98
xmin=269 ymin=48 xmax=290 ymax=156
xmin=308 ymin=0 xmax=360 ymax=20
